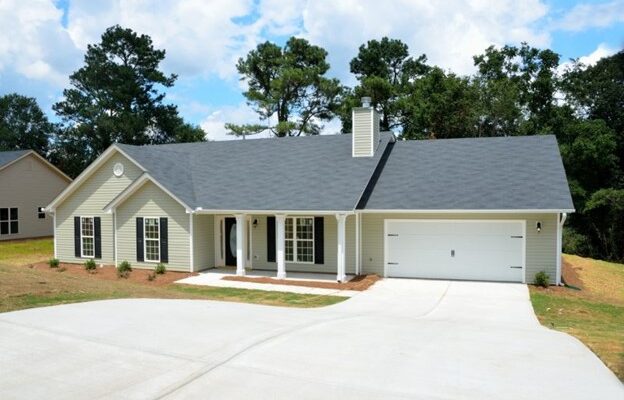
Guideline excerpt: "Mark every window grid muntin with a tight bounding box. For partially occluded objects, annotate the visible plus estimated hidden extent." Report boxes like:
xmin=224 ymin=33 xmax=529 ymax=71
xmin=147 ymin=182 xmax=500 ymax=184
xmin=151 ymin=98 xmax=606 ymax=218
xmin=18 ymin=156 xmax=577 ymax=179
xmin=284 ymin=217 xmax=314 ymax=263
xmin=80 ymin=217 xmax=94 ymax=258
xmin=144 ymin=217 xmax=160 ymax=262
xmin=0 ymin=208 xmax=19 ymax=235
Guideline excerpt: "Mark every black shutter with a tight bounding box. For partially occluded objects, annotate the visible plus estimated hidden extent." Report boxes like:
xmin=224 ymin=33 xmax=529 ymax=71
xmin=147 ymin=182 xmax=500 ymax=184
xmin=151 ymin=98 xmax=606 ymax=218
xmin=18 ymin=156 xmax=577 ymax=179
xmin=267 ymin=216 xmax=276 ymax=262
xmin=94 ymin=217 xmax=101 ymax=259
xmin=74 ymin=216 xmax=81 ymax=258
xmin=136 ymin=217 xmax=144 ymax=262
xmin=314 ymin=216 xmax=324 ymax=264
xmin=160 ymin=217 xmax=168 ymax=263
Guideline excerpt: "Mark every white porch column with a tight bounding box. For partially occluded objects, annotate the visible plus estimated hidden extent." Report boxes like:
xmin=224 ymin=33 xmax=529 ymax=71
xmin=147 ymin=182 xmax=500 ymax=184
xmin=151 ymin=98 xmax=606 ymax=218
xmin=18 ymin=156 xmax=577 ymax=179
xmin=336 ymin=214 xmax=347 ymax=282
xmin=235 ymin=214 xmax=246 ymax=276
xmin=276 ymin=214 xmax=286 ymax=279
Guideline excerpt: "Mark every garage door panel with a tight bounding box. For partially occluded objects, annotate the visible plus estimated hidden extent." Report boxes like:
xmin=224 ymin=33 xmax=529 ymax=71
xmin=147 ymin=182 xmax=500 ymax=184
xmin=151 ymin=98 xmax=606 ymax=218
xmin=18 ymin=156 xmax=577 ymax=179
xmin=386 ymin=220 xmax=524 ymax=282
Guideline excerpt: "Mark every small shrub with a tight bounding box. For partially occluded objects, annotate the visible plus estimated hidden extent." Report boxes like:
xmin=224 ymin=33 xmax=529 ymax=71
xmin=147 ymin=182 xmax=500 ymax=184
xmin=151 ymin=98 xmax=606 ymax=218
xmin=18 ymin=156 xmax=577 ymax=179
xmin=147 ymin=272 xmax=156 ymax=281
xmin=48 ymin=258 xmax=60 ymax=268
xmin=155 ymin=263 xmax=167 ymax=275
xmin=533 ymin=271 xmax=550 ymax=288
xmin=84 ymin=259 xmax=96 ymax=272
xmin=57 ymin=266 xmax=66 ymax=272
xmin=117 ymin=260 xmax=132 ymax=278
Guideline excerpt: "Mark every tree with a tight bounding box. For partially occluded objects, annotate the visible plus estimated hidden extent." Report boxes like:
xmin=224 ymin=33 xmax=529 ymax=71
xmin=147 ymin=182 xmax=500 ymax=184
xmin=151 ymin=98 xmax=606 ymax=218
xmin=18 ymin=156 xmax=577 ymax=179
xmin=584 ymin=189 xmax=624 ymax=261
xmin=0 ymin=93 xmax=54 ymax=155
xmin=53 ymin=25 xmax=205 ymax=176
xmin=340 ymin=37 xmax=429 ymax=132
xmin=229 ymin=37 xmax=343 ymax=137
xmin=472 ymin=43 xmax=560 ymax=137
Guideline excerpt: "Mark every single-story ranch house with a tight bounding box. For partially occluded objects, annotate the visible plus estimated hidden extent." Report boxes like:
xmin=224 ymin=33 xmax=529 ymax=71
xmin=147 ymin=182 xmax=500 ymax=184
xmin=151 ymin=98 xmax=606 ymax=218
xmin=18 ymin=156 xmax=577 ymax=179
xmin=1 ymin=150 xmax=71 ymax=241
xmin=46 ymin=100 xmax=574 ymax=284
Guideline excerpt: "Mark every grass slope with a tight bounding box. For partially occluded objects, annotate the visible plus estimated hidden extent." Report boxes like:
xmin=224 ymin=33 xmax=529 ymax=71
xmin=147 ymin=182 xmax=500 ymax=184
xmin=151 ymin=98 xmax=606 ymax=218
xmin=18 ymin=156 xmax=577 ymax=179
xmin=530 ymin=254 xmax=624 ymax=380
xmin=0 ymin=238 xmax=346 ymax=313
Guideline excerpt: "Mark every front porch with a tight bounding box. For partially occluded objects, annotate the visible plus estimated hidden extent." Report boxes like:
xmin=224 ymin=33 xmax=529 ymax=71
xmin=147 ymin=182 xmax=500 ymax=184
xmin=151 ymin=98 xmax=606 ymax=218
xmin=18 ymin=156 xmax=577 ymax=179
xmin=192 ymin=213 xmax=359 ymax=282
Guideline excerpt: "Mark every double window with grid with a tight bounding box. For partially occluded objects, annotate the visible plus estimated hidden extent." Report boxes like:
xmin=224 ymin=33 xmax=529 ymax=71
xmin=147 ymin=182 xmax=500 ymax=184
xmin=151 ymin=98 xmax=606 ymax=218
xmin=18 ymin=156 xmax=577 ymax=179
xmin=144 ymin=218 xmax=160 ymax=262
xmin=81 ymin=217 xmax=95 ymax=257
xmin=0 ymin=208 xmax=18 ymax=235
xmin=285 ymin=217 xmax=314 ymax=263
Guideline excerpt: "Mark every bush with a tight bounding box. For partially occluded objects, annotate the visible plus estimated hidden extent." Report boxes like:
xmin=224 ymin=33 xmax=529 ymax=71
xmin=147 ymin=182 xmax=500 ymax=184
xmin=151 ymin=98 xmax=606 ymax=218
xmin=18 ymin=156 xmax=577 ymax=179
xmin=117 ymin=260 xmax=132 ymax=278
xmin=155 ymin=263 xmax=167 ymax=275
xmin=533 ymin=271 xmax=550 ymax=288
xmin=84 ymin=259 xmax=96 ymax=271
xmin=147 ymin=272 xmax=156 ymax=281
xmin=562 ymin=227 xmax=592 ymax=257
xmin=48 ymin=258 xmax=60 ymax=268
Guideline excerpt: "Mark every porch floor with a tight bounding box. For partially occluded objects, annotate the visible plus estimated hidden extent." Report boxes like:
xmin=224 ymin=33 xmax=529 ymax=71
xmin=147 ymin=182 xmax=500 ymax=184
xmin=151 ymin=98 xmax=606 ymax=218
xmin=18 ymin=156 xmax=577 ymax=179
xmin=175 ymin=268 xmax=359 ymax=297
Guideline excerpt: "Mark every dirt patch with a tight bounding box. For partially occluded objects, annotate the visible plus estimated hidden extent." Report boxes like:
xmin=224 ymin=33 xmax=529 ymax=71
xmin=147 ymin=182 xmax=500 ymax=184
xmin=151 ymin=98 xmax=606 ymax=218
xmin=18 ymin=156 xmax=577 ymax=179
xmin=30 ymin=262 xmax=196 ymax=287
xmin=222 ymin=274 xmax=380 ymax=291
xmin=562 ymin=257 xmax=584 ymax=289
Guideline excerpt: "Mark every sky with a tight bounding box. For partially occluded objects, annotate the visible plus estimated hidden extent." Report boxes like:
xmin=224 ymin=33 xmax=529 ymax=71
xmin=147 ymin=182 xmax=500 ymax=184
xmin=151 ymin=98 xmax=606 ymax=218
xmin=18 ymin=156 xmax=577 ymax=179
xmin=0 ymin=0 xmax=622 ymax=141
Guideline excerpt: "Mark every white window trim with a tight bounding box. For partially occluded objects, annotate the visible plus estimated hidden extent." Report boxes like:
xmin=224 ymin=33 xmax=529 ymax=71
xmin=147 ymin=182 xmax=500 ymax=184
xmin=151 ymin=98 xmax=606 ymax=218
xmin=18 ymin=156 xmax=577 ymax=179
xmin=143 ymin=217 xmax=161 ymax=263
xmin=285 ymin=216 xmax=314 ymax=264
xmin=0 ymin=207 xmax=19 ymax=235
xmin=80 ymin=216 xmax=95 ymax=259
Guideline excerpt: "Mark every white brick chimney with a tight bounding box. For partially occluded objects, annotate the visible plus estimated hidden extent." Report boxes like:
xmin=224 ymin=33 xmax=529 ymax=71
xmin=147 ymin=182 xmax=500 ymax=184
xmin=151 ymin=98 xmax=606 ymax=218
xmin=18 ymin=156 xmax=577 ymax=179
xmin=352 ymin=97 xmax=381 ymax=157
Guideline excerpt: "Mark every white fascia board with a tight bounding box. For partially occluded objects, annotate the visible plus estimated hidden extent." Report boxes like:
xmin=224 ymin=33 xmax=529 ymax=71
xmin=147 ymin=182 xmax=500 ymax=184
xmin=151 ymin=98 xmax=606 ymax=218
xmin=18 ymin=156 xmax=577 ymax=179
xmin=46 ymin=144 xmax=146 ymax=212
xmin=103 ymin=172 xmax=193 ymax=213
xmin=0 ymin=150 xmax=72 ymax=182
xmin=356 ymin=209 xmax=575 ymax=214
xmin=193 ymin=209 xmax=356 ymax=215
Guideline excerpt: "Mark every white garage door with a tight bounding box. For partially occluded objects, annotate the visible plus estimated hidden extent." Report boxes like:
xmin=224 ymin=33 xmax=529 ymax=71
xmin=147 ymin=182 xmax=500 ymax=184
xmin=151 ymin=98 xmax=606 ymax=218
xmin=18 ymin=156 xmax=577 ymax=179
xmin=385 ymin=220 xmax=525 ymax=282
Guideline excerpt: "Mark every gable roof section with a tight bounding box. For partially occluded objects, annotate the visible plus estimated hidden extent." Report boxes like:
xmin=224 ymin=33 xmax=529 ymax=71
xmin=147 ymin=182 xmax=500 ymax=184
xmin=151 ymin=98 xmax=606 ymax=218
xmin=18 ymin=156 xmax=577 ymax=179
xmin=0 ymin=149 xmax=71 ymax=182
xmin=117 ymin=133 xmax=394 ymax=212
xmin=359 ymin=135 xmax=574 ymax=211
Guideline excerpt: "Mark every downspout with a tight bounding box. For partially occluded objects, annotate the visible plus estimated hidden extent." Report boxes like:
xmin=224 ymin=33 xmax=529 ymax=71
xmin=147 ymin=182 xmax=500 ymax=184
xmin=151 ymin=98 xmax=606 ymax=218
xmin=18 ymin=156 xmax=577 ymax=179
xmin=556 ymin=213 xmax=567 ymax=286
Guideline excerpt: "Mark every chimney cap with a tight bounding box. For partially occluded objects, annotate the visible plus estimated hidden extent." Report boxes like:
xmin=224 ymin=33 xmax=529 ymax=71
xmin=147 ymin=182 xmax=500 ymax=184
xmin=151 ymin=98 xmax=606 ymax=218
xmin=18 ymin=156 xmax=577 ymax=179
xmin=361 ymin=97 xmax=372 ymax=108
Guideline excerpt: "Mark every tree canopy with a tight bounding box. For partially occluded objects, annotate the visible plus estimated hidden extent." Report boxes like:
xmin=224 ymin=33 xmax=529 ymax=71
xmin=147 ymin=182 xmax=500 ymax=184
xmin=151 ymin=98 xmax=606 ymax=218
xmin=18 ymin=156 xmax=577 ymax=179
xmin=229 ymin=37 xmax=343 ymax=137
xmin=0 ymin=93 xmax=55 ymax=156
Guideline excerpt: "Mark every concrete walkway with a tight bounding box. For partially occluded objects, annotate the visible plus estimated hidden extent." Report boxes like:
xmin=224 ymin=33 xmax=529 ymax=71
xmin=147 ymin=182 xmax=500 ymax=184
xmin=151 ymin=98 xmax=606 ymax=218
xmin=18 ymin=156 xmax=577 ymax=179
xmin=175 ymin=268 xmax=360 ymax=297
xmin=0 ymin=279 xmax=622 ymax=399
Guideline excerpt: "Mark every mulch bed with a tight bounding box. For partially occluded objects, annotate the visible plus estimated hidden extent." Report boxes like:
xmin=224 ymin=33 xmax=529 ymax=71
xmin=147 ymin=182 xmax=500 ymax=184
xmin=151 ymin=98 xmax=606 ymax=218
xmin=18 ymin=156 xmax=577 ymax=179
xmin=222 ymin=273 xmax=381 ymax=291
xmin=30 ymin=262 xmax=196 ymax=287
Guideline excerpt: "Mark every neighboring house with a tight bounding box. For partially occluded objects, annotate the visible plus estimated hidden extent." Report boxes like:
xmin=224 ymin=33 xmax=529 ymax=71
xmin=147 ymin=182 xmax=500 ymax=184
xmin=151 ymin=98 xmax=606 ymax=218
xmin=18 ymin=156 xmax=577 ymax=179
xmin=46 ymin=100 xmax=574 ymax=284
xmin=0 ymin=150 xmax=71 ymax=241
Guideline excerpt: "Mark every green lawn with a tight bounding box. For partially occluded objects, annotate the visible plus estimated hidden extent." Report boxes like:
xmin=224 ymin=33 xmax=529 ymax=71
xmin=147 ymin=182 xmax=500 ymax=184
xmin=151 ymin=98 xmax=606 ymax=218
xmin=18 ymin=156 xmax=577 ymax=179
xmin=0 ymin=238 xmax=346 ymax=313
xmin=530 ymin=254 xmax=624 ymax=380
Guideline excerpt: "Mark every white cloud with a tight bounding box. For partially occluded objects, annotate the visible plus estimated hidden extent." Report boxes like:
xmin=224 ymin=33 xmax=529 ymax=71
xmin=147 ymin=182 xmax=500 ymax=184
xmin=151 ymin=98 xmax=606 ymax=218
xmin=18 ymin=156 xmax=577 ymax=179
xmin=200 ymin=103 xmax=274 ymax=141
xmin=558 ymin=43 xmax=619 ymax=75
xmin=556 ymin=1 xmax=624 ymax=31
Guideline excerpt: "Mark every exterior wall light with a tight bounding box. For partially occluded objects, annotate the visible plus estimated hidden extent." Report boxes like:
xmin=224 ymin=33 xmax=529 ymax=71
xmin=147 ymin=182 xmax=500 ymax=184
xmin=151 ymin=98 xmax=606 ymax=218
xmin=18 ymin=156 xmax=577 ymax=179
xmin=536 ymin=221 xmax=542 ymax=233
xmin=252 ymin=219 xmax=258 ymax=228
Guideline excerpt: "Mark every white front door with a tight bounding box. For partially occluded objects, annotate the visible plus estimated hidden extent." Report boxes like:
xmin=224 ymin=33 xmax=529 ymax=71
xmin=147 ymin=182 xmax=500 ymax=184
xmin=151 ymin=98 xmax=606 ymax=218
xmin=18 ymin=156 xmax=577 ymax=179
xmin=385 ymin=220 xmax=525 ymax=282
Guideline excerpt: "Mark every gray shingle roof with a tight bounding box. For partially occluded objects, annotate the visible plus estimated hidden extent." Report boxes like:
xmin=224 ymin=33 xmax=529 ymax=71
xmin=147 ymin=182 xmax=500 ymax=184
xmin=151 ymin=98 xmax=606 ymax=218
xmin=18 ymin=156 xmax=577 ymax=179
xmin=117 ymin=133 xmax=393 ymax=211
xmin=0 ymin=150 xmax=30 ymax=169
xmin=360 ymin=135 xmax=574 ymax=211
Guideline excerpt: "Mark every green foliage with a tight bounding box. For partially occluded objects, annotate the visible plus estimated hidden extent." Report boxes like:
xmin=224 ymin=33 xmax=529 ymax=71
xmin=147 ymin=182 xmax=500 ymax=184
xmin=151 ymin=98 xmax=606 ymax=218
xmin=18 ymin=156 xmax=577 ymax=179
xmin=84 ymin=259 xmax=96 ymax=271
xmin=48 ymin=258 xmax=60 ymax=268
xmin=117 ymin=260 xmax=132 ymax=278
xmin=584 ymin=189 xmax=624 ymax=261
xmin=533 ymin=271 xmax=550 ymax=288
xmin=0 ymin=93 xmax=55 ymax=156
xmin=155 ymin=263 xmax=166 ymax=275
xmin=562 ymin=227 xmax=592 ymax=257
xmin=52 ymin=25 xmax=205 ymax=177
xmin=232 ymin=37 xmax=344 ymax=137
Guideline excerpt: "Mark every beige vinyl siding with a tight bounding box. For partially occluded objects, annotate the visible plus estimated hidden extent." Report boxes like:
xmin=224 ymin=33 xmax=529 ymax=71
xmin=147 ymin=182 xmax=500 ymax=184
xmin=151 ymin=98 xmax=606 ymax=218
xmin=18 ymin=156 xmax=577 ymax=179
xmin=116 ymin=181 xmax=190 ymax=271
xmin=55 ymin=153 xmax=141 ymax=264
xmin=248 ymin=215 xmax=356 ymax=275
xmin=352 ymin=108 xmax=372 ymax=157
xmin=360 ymin=212 xmax=558 ymax=283
xmin=193 ymin=213 xmax=214 ymax=271
xmin=0 ymin=154 xmax=69 ymax=240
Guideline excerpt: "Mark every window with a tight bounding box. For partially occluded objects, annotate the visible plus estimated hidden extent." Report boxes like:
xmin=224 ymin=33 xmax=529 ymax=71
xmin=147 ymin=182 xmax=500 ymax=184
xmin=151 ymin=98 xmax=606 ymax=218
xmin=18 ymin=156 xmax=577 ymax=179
xmin=81 ymin=217 xmax=94 ymax=258
xmin=38 ymin=207 xmax=46 ymax=219
xmin=144 ymin=218 xmax=160 ymax=262
xmin=0 ymin=208 xmax=18 ymax=235
xmin=285 ymin=217 xmax=314 ymax=263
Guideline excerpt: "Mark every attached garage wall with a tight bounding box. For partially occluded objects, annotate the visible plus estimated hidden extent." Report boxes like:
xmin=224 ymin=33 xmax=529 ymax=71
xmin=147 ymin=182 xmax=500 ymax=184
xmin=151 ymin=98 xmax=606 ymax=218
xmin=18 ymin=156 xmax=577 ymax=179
xmin=116 ymin=181 xmax=190 ymax=271
xmin=193 ymin=213 xmax=214 ymax=271
xmin=360 ymin=213 xmax=558 ymax=283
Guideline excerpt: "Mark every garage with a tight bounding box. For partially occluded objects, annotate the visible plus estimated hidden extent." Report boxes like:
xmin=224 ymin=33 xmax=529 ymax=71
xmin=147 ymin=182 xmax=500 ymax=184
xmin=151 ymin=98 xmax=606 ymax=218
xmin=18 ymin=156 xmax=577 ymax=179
xmin=385 ymin=220 xmax=525 ymax=283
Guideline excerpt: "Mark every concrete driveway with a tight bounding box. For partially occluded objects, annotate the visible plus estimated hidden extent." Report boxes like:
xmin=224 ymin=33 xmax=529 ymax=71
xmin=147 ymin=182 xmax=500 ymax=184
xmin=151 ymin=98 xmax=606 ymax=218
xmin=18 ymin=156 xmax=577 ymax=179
xmin=0 ymin=279 xmax=622 ymax=399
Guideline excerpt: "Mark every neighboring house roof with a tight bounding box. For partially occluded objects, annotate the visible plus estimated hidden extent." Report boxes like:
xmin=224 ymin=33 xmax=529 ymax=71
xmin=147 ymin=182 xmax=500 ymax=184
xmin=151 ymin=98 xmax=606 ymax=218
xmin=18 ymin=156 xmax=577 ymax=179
xmin=359 ymin=135 xmax=574 ymax=211
xmin=116 ymin=133 xmax=394 ymax=211
xmin=0 ymin=150 xmax=30 ymax=170
xmin=0 ymin=149 xmax=72 ymax=181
